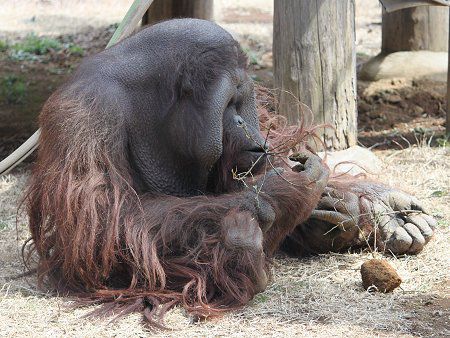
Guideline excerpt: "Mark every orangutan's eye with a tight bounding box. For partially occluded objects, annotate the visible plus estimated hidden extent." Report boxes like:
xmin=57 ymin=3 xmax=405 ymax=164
xmin=228 ymin=94 xmax=238 ymax=107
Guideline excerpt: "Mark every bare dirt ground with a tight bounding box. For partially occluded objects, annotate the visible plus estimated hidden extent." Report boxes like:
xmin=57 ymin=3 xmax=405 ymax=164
xmin=0 ymin=1 xmax=449 ymax=337
xmin=1 ymin=147 xmax=448 ymax=337
xmin=358 ymin=78 xmax=447 ymax=149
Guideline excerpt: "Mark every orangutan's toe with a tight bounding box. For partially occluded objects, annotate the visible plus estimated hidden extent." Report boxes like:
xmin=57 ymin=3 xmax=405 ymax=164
xmin=405 ymin=214 xmax=435 ymax=243
xmin=385 ymin=227 xmax=413 ymax=254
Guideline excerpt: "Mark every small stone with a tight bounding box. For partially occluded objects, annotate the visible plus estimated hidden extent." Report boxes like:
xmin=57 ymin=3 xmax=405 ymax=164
xmin=385 ymin=93 xmax=402 ymax=104
xmin=360 ymin=259 xmax=402 ymax=293
xmin=358 ymin=100 xmax=371 ymax=113
xmin=412 ymin=105 xmax=424 ymax=115
xmin=260 ymin=52 xmax=273 ymax=67
xmin=317 ymin=146 xmax=383 ymax=176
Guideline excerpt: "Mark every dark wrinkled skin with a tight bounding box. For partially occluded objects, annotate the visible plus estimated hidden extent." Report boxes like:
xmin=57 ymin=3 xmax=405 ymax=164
xmin=65 ymin=19 xmax=264 ymax=197
xmin=306 ymin=183 xmax=437 ymax=255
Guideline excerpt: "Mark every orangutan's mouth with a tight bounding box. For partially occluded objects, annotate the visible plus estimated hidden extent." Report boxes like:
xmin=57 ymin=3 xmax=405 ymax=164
xmin=247 ymin=146 xmax=268 ymax=154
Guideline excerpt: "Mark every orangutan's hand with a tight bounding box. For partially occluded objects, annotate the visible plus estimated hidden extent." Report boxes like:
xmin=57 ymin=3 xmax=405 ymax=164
xmin=289 ymin=152 xmax=329 ymax=191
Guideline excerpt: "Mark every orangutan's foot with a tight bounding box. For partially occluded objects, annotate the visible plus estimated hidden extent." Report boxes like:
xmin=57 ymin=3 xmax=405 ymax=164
xmin=368 ymin=189 xmax=436 ymax=254
xmin=311 ymin=183 xmax=437 ymax=255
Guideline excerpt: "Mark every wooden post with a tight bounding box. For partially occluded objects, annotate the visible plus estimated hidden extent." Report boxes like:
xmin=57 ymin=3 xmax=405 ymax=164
xmin=142 ymin=0 xmax=214 ymax=26
xmin=273 ymin=0 xmax=357 ymax=150
xmin=382 ymin=6 xmax=449 ymax=53
xmin=447 ymin=9 xmax=450 ymax=137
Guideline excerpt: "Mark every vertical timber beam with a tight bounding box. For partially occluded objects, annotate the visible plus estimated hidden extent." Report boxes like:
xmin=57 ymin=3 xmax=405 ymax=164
xmin=382 ymin=6 xmax=449 ymax=53
xmin=273 ymin=0 xmax=357 ymax=150
xmin=447 ymin=9 xmax=450 ymax=137
xmin=142 ymin=0 xmax=214 ymax=26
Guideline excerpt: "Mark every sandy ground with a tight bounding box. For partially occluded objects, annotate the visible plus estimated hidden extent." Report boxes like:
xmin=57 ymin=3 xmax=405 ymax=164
xmin=0 ymin=146 xmax=449 ymax=337
xmin=0 ymin=0 xmax=381 ymax=55
xmin=0 ymin=0 xmax=449 ymax=337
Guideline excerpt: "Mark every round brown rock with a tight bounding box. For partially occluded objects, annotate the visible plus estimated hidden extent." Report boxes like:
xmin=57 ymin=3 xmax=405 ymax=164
xmin=360 ymin=259 xmax=402 ymax=293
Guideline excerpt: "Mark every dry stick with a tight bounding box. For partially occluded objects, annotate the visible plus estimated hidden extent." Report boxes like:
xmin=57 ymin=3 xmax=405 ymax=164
xmin=233 ymin=125 xmax=298 ymax=186
xmin=262 ymin=122 xmax=274 ymax=151
xmin=0 ymin=0 xmax=155 ymax=176
xmin=232 ymin=124 xmax=299 ymax=208
xmin=234 ymin=122 xmax=320 ymax=191
xmin=232 ymin=126 xmax=274 ymax=199
xmin=256 ymin=158 xmax=270 ymax=198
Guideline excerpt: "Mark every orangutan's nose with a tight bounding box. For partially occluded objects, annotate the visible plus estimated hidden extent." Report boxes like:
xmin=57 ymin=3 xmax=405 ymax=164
xmin=233 ymin=115 xmax=245 ymax=126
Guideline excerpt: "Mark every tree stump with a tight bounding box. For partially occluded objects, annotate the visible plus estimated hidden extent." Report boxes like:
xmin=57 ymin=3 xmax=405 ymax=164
xmin=382 ymin=6 xmax=449 ymax=53
xmin=273 ymin=0 xmax=357 ymax=150
xmin=142 ymin=0 xmax=214 ymax=26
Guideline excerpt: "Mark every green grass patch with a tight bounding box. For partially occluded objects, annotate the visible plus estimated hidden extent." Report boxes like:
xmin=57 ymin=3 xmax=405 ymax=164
xmin=430 ymin=190 xmax=447 ymax=198
xmin=12 ymin=33 xmax=61 ymax=55
xmin=241 ymin=46 xmax=260 ymax=66
xmin=4 ymin=33 xmax=84 ymax=61
xmin=67 ymin=44 xmax=84 ymax=56
xmin=48 ymin=67 xmax=66 ymax=75
xmin=0 ymin=40 xmax=9 ymax=52
xmin=357 ymin=52 xmax=370 ymax=58
xmin=253 ymin=293 xmax=270 ymax=304
xmin=437 ymin=219 xmax=449 ymax=228
xmin=436 ymin=136 xmax=449 ymax=147
xmin=1 ymin=74 xmax=27 ymax=104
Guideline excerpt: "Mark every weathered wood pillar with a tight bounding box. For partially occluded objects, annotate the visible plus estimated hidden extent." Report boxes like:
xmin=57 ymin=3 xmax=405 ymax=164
xmin=382 ymin=6 xmax=449 ymax=53
xmin=142 ymin=0 xmax=214 ymax=26
xmin=447 ymin=10 xmax=450 ymax=137
xmin=273 ymin=0 xmax=357 ymax=150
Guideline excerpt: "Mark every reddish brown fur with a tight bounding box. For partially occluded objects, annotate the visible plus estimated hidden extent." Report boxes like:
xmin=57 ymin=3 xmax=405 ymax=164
xmin=23 ymin=89 xmax=323 ymax=326
xmin=22 ymin=19 xmax=428 ymax=329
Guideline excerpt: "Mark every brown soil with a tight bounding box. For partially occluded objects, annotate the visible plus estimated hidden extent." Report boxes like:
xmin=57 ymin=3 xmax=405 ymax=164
xmin=357 ymin=78 xmax=447 ymax=149
xmin=0 ymin=25 xmax=115 ymax=160
xmin=401 ymin=292 xmax=450 ymax=338
xmin=0 ymin=58 xmax=68 ymax=157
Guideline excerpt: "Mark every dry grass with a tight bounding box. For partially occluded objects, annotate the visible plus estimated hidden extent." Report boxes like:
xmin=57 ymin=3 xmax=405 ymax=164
xmin=0 ymin=1 xmax=448 ymax=336
xmin=0 ymin=0 xmax=274 ymax=39
xmin=0 ymin=146 xmax=448 ymax=337
xmin=0 ymin=0 xmax=131 ymax=37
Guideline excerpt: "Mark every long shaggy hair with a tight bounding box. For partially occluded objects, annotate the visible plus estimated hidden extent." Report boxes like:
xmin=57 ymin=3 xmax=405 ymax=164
xmin=22 ymin=86 xmax=318 ymax=327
